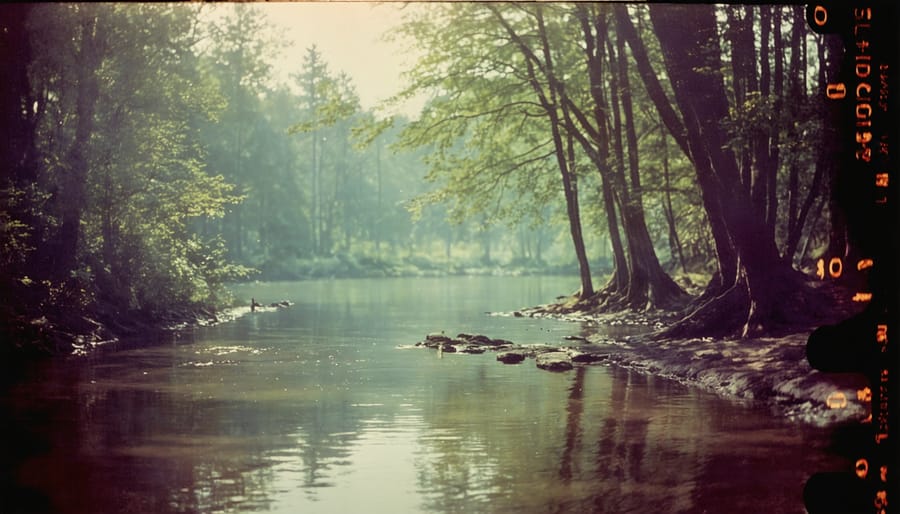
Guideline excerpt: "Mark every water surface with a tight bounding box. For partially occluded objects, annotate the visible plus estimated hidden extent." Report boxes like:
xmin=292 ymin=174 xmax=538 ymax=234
xmin=1 ymin=276 xmax=845 ymax=513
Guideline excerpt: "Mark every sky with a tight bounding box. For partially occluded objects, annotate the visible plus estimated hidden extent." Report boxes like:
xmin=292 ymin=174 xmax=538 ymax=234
xmin=256 ymin=2 xmax=426 ymax=118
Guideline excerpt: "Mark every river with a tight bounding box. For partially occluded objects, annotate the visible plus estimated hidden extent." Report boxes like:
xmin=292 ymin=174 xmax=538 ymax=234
xmin=1 ymin=276 xmax=845 ymax=513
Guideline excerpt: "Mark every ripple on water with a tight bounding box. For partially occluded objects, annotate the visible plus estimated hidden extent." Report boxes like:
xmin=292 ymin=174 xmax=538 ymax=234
xmin=200 ymin=345 xmax=266 ymax=356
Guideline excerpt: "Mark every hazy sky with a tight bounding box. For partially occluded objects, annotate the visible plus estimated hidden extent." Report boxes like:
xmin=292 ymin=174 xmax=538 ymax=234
xmin=258 ymin=2 xmax=425 ymax=118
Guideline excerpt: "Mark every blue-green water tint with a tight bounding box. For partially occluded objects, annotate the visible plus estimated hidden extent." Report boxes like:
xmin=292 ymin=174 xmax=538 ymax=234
xmin=1 ymin=276 xmax=845 ymax=513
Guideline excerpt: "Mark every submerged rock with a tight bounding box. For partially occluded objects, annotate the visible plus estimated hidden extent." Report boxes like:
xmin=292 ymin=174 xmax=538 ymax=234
xmin=490 ymin=338 xmax=514 ymax=347
xmin=426 ymin=332 xmax=452 ymax=343
xmin=536 ymin=352 xmax=573 ymax=371
xmin=496 ymin=351 xmax=526 ymax=364
xmin=422 ymin=333 xmax=453 ymax=348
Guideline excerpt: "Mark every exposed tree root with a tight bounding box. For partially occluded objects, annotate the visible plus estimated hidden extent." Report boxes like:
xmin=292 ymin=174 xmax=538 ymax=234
xmin=653 ymin=281 xmax=748 ymax=339
xmin=654 ymin=270 xmax=848 ymax=340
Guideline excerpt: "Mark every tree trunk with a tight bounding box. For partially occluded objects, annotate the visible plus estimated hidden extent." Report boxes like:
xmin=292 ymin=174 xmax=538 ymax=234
xmin=783 ymin=6 xmax=806 ymax=261
xmin=725 ymin=5 xmax=756 ymax=191
xmin=766 ymin=7 xmax=784 ymax=238
xmin=752 ymin=6 xmax=772 ymax=217
xmin=612 ymin=28 xmax=685 ymax=309
xmin=559 ymin=117 xmax=594 ymax=298
xmin=57 ymin=8 xmax=104 ymax=279
xmin=601 ymin=176 xmax=628 ymax=297
xmin=614 ymin=4 xmax=736 ymax=296
xmin=375 ymin=139 xmax=382 ymax=256
xmin=661 ymin=125 xmax=687 ymax=274
xmin=490 ymin=5 xmax=594 ymax=298
xmin=533 ymin=5 xmax=684 ymax=310
xmin=650 ymin=4 xmax=808 ymax=337
xmin=1 ymin=4 xmax=37 ymax=186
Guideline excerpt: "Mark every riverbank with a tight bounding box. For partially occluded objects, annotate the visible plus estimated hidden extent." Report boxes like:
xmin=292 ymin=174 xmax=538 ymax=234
xmin=253 ymin=253 xmax=594 ymax=281
xmin=410 ymin=279 xmax=869 ymax=427
xmin=416 ymin=323 xmax=869 ymax=426
xmin=586 ymin=332 xmax=867 ymax=426
xmin=0 ymin=300 xmax=220 ymax=360
xmin=523 ymin=280 xmax=869 ymax=426
xmin=410 ymin=328 xmax=867 ymax=427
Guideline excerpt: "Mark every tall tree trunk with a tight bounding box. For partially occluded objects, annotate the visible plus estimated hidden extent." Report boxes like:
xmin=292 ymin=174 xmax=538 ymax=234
xmin=614 ymin=4 xmax=736 ymax=296
xmin=726 ymin=5 xmax=756 ymax=191
xmin=766 ymin=6 xmax=784 ymax=238
xmin=537 ymin=5 xmax=685 ymax=310
xmin=661 ymin=124 xmax=687 ymax=274
xmin=1 ymin=4 xmax=37 ymax=186
xmin=604 ymin=36 xmax=633 ymax=300
xmin=784 ymin=6 xmax=805 ymax=261
xmin=752 ymin=6 xmax=772 ymax=216
xmin=490 ymin=5 xmax=594 ymax=298
xmin=57 ymin=8 xmax=104 ymax=279
xmin=650 ymin=4 xmax=806 ymax=337
xmin=375 ymin=139 xmax=382 ymax=256
xmin=601 ymin=177 xmax=628 ymax=296
xmin=612 ymin=26 xmax=683 ymax=309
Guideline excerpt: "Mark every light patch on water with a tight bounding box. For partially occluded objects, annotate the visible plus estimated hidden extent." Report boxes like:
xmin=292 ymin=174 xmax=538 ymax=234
xmin=180 ymin=360 xmax=239 ymax=368
xmin=200 ymin=345 xmax=265 ymax=356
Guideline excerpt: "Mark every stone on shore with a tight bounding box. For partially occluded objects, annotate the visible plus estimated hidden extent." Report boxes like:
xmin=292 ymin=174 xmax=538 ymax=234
xmin=536 ymin=351 xmax=573 ymax=371
xmin=569 ymin=351 xmax=608 ymax=363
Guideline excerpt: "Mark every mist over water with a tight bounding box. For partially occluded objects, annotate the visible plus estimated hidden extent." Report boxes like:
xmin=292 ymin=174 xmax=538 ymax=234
xmin=1 ymin=277 xmax=845 ymax=513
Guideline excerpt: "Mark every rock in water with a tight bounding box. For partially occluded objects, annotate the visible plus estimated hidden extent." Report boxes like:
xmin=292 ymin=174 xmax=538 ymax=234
xmin=496 ymin=351 xmax=526 ymax=364
xmin=536 ymin=352 xmax=573 ymax=371
xmin=426 ymin=333 xmax=452 ymax=344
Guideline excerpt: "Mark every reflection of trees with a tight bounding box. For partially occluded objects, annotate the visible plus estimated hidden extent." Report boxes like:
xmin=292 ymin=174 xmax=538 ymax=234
xmin=411 ymin=362 xmax=716 ymax=513
xmin=559 ymin=366 xmax=585 ymax=483
xmin=590 ymin=368 xmax=654 ymax=511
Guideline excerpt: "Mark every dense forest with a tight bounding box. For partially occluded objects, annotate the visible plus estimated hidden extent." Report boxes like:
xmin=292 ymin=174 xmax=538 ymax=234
xmin=1 ymin=4 xmax=852 ymax=354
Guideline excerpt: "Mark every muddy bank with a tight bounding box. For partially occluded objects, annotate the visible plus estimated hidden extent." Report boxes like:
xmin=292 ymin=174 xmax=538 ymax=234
xmin=2 ymin=297 xmax=293 ymax=361
xmin=407 ymin=328 xmax=869 ymax=427
xmin=585 ymin=332 xmax=869 ymax=426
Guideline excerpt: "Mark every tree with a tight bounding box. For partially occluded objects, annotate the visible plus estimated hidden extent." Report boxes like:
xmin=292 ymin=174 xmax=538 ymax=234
xmin=204 ymin=3 xmax=283 ymax=261
xmin=491 ymin=4 xmax=685 ymax=309
xmin=647 ymin=4 xmax=813 ymax=336
xmin=289 ymin=46 xmax=361 ymax=257
xmin=392 ymin=3 xmax=596 ymax=296
xmin=13 ymin=4 xmax=248 ymax=319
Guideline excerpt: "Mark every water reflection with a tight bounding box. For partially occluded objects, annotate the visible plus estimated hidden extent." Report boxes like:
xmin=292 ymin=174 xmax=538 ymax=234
xmin=559 ymin=366 xmax=585 ymax=484
xmin=1 ymin=277 xmax=845 ymax=513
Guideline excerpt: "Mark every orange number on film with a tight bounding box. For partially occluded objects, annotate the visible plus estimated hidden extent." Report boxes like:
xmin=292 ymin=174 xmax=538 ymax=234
xmin=856 ymin=459 xmax=869 ymax=479
xmin=826 ymin=391 xmax=847 ymax=409
xmin=858 ymin=387 xmax=873 ymax=402
xmin=813 ymin=5 xmax=828 ymax=27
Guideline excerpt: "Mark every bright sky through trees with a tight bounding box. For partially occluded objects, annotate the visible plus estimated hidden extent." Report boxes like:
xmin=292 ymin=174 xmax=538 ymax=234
xmin=261 ymin=2 xmax=424 ymax=117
